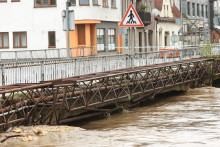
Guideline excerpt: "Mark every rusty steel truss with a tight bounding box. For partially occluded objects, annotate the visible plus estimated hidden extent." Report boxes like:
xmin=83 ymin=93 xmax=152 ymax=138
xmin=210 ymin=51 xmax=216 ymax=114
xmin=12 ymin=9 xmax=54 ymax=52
xmin=0 ymin=58 xmax=218 ymax=129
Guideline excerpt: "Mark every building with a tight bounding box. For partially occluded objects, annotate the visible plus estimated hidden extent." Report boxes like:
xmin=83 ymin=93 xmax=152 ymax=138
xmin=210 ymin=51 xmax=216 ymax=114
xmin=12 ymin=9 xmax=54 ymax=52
xmin=70 ymin=0 xmax=122 ymax=56
xmin=155 ymin=0 xmax=182 ymax=47
xmin=121 ymin=0 xmax=156 ymax=52
xmin=0 ymin=0 xmax=122 ymax=57
xmin=211 ymin=27 xmax=220 ymax=43
xmin=179 ymin=0 xmax=210 ymax=45
xmin=214 ymin=0 xmax=220 ymax=27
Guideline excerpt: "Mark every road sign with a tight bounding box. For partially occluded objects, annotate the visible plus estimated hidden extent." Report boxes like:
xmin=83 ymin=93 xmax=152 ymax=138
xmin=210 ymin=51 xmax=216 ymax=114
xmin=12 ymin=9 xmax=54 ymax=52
xmin=63 ymin=10 xmax=75 ymax=31
xmin=120 ymin=4 xmax=144 ymax=27
xmin=171 ymin=34 xmax=179 ymax=44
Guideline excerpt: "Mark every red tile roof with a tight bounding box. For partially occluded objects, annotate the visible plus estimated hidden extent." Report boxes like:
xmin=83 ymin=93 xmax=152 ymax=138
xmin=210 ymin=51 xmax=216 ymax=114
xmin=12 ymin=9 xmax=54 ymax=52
xmin=154 ymin=0 xmax=182 ymax=22
xmin=172 ymin=5 xmax=182 ymax=18
xmin=155 ymin=0 xmax=163 ymax=11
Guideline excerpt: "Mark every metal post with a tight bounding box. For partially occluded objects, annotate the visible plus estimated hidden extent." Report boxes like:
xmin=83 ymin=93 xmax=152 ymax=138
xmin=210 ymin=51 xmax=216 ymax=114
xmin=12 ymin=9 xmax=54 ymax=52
xmin=82 ymin=47 xmax=84 ymax=56
xmin=30 ymin=50 xmax=33 ymax=60
xmin=91 ymin=47 xmax=94 ymax=56
xmin=15 ymin=51 xmax=18 ymax=61
xmin=129 ymin=27 xmax=135 ymax=69
xmin=45 ymin=49 xmax=47 ymax=59
xmin=40 ymin=61 xmax=44 ymax=81
xmin=58 ymin=49 xmax=60 ymax=58
xmin=1 ymin=64 xmax=5 ymax=86
xmin=66 ymin=1 xmax=70 ymax=58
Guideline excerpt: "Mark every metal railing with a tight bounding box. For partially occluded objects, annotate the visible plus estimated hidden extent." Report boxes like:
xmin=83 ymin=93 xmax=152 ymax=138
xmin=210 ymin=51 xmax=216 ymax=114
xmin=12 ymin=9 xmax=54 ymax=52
xmin=0 ymin=47 xmax=94 ymax=61
xmin=0 ymin=46 xmax=219 ymax=86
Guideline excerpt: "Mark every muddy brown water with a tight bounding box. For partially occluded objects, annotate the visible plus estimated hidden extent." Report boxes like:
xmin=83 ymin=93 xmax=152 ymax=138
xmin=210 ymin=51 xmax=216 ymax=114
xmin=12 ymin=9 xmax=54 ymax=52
xmin=3 ymin=87 xmax=220 ymax=147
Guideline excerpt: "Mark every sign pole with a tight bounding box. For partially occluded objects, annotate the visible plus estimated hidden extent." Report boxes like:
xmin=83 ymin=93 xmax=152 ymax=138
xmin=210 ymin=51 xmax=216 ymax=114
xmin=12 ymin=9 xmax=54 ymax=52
xmin=119 ymin=4 xmax=144 ymax=69
xmin=66 ymin=1 xmax=70 ymax=58
xmin=129 ymin=27 xmax=131 ymax=68
xmin=131 ymin=27 xmax=135 ymax=69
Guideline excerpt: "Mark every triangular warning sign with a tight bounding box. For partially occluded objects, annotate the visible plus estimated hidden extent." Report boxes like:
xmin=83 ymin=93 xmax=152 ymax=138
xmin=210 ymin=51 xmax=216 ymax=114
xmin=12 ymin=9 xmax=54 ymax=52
xmin=120 ymin=4 xmax=144 ymax=27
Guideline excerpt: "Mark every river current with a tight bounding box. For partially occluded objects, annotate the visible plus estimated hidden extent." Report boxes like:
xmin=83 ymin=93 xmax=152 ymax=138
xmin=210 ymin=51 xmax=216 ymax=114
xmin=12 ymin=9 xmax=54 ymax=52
xmin=4 ymin=87 xmax=220 ymax=147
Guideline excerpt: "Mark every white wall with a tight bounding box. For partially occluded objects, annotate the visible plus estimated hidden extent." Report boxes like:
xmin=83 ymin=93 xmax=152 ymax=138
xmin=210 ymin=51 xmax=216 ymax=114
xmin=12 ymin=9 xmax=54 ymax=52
xmin=0 ymin=0 xmax=121 ymax=51
xmin=72 ymin=0 xmax=121 ymax=22
xmin=160 ymin=0 xmax=173 ymax=18
xmin=0 ymin=0 xmax=66 ymax=50
xmin=157 ymin=22 xmax=181 ymax=46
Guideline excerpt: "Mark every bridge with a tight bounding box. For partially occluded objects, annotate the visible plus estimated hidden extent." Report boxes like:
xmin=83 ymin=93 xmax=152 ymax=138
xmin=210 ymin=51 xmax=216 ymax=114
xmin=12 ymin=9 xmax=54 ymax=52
xmin=0 ymin=57 xmax=219 ymax=129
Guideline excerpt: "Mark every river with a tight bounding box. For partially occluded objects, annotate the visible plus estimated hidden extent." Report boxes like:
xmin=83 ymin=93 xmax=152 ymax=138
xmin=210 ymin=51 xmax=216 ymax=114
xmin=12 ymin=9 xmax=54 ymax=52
xmin=3 ymin=87 xmax=220 ymax=147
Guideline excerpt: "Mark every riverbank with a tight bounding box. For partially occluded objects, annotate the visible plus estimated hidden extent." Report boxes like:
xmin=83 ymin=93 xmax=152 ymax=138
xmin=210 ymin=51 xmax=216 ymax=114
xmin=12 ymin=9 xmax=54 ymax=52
xmin=0 ymin=125 xmax=82 ymax=146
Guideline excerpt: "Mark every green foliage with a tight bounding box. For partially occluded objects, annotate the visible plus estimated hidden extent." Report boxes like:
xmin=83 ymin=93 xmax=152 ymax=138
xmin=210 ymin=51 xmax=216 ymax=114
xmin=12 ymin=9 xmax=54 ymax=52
xmin=182 ymin=13 xmax=189 ymax=19
xmin=202 ymin=42 xmax=220 ymax=58
xmin=127 ymin=95 xmax=131 ymax=101
xmin=115 ymin=102 xmax=125 ymax=111
xmin=141 ymin=4 xmax=147 ymax=13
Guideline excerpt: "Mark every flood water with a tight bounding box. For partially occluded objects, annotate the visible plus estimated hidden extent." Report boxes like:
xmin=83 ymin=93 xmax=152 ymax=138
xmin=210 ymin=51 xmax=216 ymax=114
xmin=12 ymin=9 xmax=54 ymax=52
xmin=4 ymin=87 xmax=220 ymax=147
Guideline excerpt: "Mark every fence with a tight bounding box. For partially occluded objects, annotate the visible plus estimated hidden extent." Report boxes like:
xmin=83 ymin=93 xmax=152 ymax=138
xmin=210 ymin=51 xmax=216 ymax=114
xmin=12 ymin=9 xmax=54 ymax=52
xmin=0 ymin=47 xmax=94 ymax=61
xmin=0 ymin=46 xmax=220 ymax=86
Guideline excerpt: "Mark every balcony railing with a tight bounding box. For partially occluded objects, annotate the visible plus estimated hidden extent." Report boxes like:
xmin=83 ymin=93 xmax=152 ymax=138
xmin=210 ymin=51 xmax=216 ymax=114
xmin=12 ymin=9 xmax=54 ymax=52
xmin=138 ymin=12 xmax=151 ymax=26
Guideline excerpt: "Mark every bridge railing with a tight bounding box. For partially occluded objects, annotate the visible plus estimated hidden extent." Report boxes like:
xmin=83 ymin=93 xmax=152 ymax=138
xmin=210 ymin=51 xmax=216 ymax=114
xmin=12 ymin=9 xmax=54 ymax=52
xmin=0 ymin=46 xmax=219 ymax=86
xmin=0 ymin=47 xmax=95 ymax=61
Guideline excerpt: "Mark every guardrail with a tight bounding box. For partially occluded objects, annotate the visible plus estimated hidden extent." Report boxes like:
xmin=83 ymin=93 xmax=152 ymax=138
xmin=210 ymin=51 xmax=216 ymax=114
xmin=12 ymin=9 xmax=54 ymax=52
xmin=0 ymin=46 xmax=219 ymax=86
xmin=0 ymin=47 xmax=95 ymax=61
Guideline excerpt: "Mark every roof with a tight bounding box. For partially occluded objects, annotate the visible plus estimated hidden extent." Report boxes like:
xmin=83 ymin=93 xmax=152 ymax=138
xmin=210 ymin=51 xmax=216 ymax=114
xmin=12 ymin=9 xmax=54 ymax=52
xmin=172 ymin=5 xmax=182 ymax=18
xmin=155 ymin=0 xmax=163 ymax=11
xmin=154 ymin=0 xmax=182 ymax=22
xmin=212 ymin=27 xmax=220 ymax=34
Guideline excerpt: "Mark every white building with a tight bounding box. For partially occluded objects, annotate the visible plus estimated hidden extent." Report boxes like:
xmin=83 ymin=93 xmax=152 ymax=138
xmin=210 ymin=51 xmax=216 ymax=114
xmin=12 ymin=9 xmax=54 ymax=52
xmin=155 ymin=0 xmax=182 ymax=47
xmin=0 ymin=0 xmax=122 ymax=56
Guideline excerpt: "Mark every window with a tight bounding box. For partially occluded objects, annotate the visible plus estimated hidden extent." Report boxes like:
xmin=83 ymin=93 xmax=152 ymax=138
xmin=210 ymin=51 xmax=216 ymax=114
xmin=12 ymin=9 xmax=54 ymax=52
xmin=192 ymin=3 xmax=195 ymax=16
xmin=164 ymin=5 xmax=165 ymax=17
xmin=111 ymin=0 xmax=116 ymax=8
xmin=79 ymin=0 xmax=89 ymax=5
xmin=48 ymin=31 xmax=56 ymax=48
xmin=197 ymin=4 xmax=200 ymax=17
xmin=0 ymin=0 xmax=7 ymax=2
xmin=92 ymin=0 xmax=98 ymax=5
xmin=206 ymin=5 xmax=208 ymax=18
xmin=108 ymin=29 xmax=115 ymax=50
xmin=0 ymin=32 xmax=9 ymax=49
xmin=201 ymin=5 xmax=204 ymax=17
xmin=187 ymin=2 xmax=190 ymax=16
xmin=103 ymin=0 xmax=108 ymax=7
xmin=70 ymin=0 xmax=76 ymax=5
xmin=11 ymin=0 xmax=20 ymax=2
xmin=34 ymin=0 xmax=56 ymax=7
xmin=13 ymin=32 xmax=27 ymax=48
xmin=97 ymin=29 xmax=105 ymax=51
xmin=78 ymin=24 xmax=86 ymax=45
xmin=149 ymin=1 xmax=152 ymax=13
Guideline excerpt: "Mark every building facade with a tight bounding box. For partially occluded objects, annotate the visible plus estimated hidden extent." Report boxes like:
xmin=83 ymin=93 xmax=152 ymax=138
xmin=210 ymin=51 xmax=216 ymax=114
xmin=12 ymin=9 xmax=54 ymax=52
xmin=0 ymin=0 xmax=122 ymax=56
xmin=179 ymin=0 xmax=210 ymax=45
xmin=155 ymin=0 xmax=182 ymax=47
xmin=121 ymin=0 xmax=156 ymax=53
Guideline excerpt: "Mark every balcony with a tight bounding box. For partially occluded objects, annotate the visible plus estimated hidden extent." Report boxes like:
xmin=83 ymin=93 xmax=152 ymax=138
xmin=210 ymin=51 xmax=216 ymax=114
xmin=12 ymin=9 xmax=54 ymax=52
xmin=138 ymin=11 xmax=151 ymax=26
